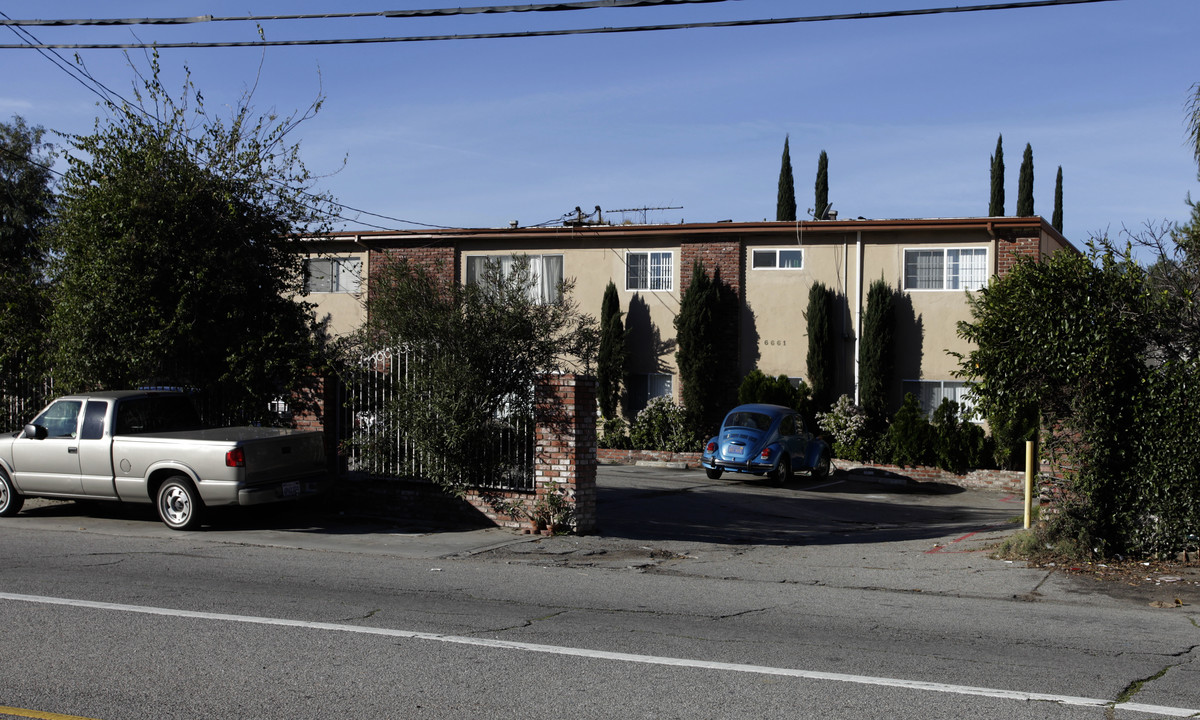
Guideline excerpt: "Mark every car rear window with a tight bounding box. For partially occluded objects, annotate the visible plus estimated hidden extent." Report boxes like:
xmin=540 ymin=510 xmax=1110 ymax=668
xmin=115 ymin=396 xmax=204 ymax=435
xmin=724 ymin=412 xmax=772 ymax=431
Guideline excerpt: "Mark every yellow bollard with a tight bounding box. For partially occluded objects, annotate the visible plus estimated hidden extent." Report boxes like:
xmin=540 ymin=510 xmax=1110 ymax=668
xmin=1024 ymin=440 xmax=1035 ymax=529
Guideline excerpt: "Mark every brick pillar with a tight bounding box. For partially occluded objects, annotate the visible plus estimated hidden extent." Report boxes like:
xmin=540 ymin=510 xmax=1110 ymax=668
xmin=534 ymin=374 xmax=597 ymax=534
xmin=289 ymin=371 xmax=340 ymax=476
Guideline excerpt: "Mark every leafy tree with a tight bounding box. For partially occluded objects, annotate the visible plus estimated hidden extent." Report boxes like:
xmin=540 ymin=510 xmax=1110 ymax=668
xmin=804 ymin=281 xmax=835 ymax=412
xmin=675 ymin=260 xmax=739 ymax=438
xmin=1188 ymin=82 xmax=1200 ymax=168
xmin=0 ymin=116 xmax=56 ymax=424
xmin=737 ymin=369 xmax=809 ymax=411
xmin=596 ymin=280 xmax=626 ymax=419
xmin=956 ymin=248 xmax=1151 ymax=552
xmin=776 ymin=136 xmax=796 ymax=222
xmin=989 ymin=134 xmax=1004 ymax=216
xmin=47 ymin=57 xmax=332 ymax=424
xmin=858 ymin=278 xmax=894 ymax=421
xmin=814 ymin=150 xmax=829 ymax=219
xmin=1017 ymin=143 xmax=1035 ymax=217
xmin=355 ymin=257 xmax=597 ymax=489
xmin=1052 ymin=165 xmax=1063 ymax=232
xmin=0 ymin=116 xmax=54 ymax=274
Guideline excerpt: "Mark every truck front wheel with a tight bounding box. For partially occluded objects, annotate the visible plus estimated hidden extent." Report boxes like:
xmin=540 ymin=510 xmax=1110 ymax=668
xmin=157 ymin=476 xmax=203 ymax=530
xmin=0 ymin=471 xmax=24 ymax=517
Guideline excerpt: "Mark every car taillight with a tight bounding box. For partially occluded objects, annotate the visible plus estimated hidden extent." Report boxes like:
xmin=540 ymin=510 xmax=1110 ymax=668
xmin=706 ymin=441 xmax=717 ymax=453
xmin=760 ymin=448 xmax=772 ymax=460
xmin=225 ymin=448 xmax=246 ymax=468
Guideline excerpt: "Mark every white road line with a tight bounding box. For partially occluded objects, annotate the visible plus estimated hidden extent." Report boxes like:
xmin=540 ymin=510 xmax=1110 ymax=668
xmin=3 ymin=591 xmax=1196 ymax=717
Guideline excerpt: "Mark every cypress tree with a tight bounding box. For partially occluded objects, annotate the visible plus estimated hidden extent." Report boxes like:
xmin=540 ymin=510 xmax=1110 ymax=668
xmin=1052 ymin=165 xmax=1063 ymax=232
xmin=804 ymin=281 xmax=835 ymax=412
xmin=814 ymin=150 xmax=830 ymax=219
xmin=597 ymin=280 xmax=626 ymax=419
xmin=675 ymin=261 xmax=739 ymax=437
xmin=777 ymin=136 xmax=797 ymax=222
xmin=989 ymin=134 xmax=1004 ymax=216
xmin=859 ymin=278 xmax=895 ymax=421
xmin=1017 ymin=143 xmax=1035 ymax=217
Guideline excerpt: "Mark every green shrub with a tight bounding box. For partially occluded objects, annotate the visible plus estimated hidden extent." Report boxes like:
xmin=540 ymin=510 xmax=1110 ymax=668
xmin=737 ymin=369 xmax=810 ymax=411
xmin=816 ymin=394 xmax=871 ymax=461
xmin=629 ymin=396 xmax=698 ymax=453
xmin=931 ymin=398 xmax=994 ymax=473
xmin=886 ymin=393 xmax=932 ymax=468
xmin=598 ymin=415 xmax=631 ymax=449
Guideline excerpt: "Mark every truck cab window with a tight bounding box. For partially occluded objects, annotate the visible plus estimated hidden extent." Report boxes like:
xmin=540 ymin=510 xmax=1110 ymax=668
xmin=33 ymin=400 xmax=82 ymax=439
xmin=81 ymin=401 xmax=109 ymax=440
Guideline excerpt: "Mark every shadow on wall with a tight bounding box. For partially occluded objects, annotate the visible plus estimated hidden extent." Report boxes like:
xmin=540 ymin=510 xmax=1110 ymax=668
xmin=625 ymin=294 xmax=676 ymax=377
xmin=623 ymin=294 xmax=677 ymax=415
xmin=739 ymin=302 xmax=759 ymax=378
xmin=892 ymin=291 xmax=925 ymax=414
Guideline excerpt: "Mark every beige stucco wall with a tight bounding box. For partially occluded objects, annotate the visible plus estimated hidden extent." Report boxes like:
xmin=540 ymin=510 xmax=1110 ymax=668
xmin=457 ymin=238 xmax=684 ymax=388
xmin=300 ymin=246 xmax=368 ymax=339
xmin=742 ymin=228 xmax=992 ymax=404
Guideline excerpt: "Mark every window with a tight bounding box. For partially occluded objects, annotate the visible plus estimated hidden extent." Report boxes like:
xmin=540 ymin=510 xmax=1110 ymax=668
xmin=902 ymin=380 xmax=977 ymax=420
xmin=465 ymin=254 xmax=564 ymax=303
xmin=904 ymin=248 xmax=988 ymax=290
xmin=628 ymin=373 xmax=674 ymax=413
xmin=305 ymin=257 xmax=362 ymax=294
xmin=752 ymin=248 xmax=803 ymax=269
xmin=33 ymin=400 xmax=82 ymax=439
xmin=115 ymin=396 xmax=203 ymax=435
xmin=81 ymin=401 xmax=109 ymax=440
xmin=625 ymin=251 xmax=673 ymax=291
xmin=779 ymin=414 xmax=797 ymax=436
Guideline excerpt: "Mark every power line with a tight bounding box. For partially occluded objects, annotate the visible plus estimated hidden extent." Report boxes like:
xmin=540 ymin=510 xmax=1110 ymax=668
xmin=0 ymin=0 xmax=730 ymax=27
xmin=0 ymin=0 xmax=1124 ymax=50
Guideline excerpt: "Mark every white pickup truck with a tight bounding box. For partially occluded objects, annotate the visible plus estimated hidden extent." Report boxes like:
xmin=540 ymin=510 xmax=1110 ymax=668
xmin=0 ymin=390 xmax=330 ymax=530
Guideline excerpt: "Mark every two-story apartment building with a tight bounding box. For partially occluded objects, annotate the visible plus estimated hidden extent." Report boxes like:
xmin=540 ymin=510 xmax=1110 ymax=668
xmin=302 ymin=216 xmax=1074 ymax=417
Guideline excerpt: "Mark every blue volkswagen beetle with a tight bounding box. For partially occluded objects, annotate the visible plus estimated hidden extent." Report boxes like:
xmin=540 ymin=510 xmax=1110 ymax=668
xmin=701 ymin=403 xmax=831 ymax=482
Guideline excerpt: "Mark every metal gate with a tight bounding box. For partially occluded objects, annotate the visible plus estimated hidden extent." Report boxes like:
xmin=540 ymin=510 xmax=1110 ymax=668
xmin=337 ymin=347 xmax=536 ymax=491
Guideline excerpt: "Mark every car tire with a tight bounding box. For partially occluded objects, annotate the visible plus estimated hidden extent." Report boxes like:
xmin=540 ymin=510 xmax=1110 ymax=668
xmin=705 ymin=467 xmax=723 ymax=480
xmin=0 ymin=470 xmax=24 ymax=517
xmin=772 ymin=454 xmax=792 ymax=484
xmin=812 ymin=449 xmax=832 ymax=479
xmin=157 ymin=476 xmax=203 ymax=530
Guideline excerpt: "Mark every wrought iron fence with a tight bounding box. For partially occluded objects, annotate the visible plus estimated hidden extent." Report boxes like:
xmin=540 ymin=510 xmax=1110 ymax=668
xmin=0 ymin=371 xmax=54 ymax=433
xmin=336 ymin=347 xmax=536 ymax=491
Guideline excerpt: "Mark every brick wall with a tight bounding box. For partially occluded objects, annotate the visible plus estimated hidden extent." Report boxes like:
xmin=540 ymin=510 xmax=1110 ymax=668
xmin=994 ymin=228 xmax=1041 ymax=278
xmin=369 ymin=243 xmax=457 ymax=289
xmin=679 ymin=239 xmax=744 ymax=296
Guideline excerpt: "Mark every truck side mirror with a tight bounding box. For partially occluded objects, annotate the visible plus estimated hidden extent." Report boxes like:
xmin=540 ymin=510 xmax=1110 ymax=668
xmin=23 ymin=424 xmax=47 ymax=440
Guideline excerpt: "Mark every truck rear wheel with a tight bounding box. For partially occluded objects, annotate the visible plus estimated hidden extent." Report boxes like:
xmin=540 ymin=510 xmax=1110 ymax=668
xmin=0 ymin=471 xmax=24 ymax=517
xmin=157 ymin=476 xmax=203 ymax=530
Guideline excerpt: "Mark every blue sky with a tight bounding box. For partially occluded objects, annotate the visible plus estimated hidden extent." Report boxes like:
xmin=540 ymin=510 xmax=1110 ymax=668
xmin=1 ymin=0 xmax=1197 ymax=243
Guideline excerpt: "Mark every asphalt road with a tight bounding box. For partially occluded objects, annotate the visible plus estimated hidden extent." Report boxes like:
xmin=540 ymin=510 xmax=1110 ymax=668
xmin=0 ymin=464 xmax=1197 ymax=719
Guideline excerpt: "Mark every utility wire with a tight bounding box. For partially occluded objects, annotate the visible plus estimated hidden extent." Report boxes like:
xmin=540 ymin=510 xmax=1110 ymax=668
xmin=0 ymin=13 xmax=447 ymax=230
xmin=0 ymin=0 xmax=731 ymax=27
xmin=0 ymin=0 xmax=1123 ymax=49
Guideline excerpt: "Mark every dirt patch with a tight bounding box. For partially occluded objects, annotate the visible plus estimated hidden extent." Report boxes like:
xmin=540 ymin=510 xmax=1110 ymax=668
xmin=1030 ymin=557 xmax=1200 ymax=608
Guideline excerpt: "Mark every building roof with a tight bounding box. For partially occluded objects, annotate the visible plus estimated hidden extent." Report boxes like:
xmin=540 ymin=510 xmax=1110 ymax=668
xmin=308 ymin=216 xmax=1075 ymax=252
